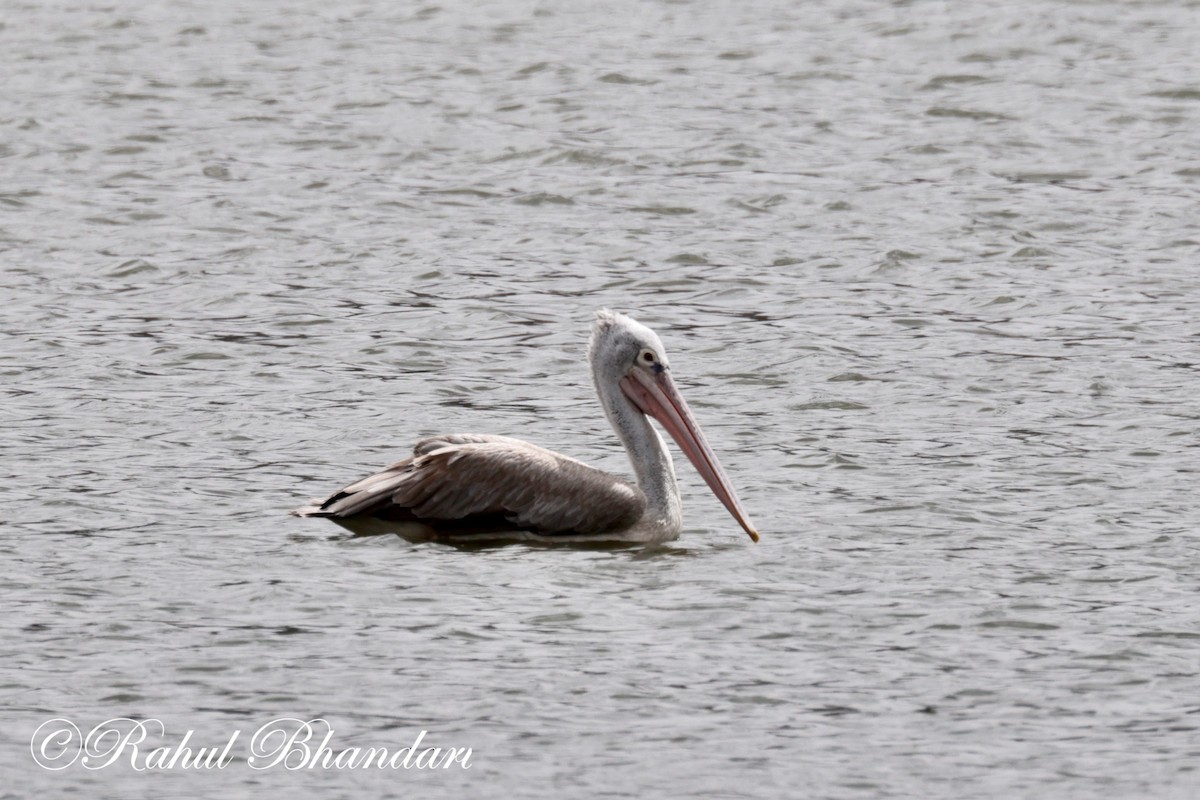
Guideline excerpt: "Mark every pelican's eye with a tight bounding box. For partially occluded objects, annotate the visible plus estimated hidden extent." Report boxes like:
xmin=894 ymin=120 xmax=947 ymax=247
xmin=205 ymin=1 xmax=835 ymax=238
xmin=639 ymin=349 xmax=664 ymax=373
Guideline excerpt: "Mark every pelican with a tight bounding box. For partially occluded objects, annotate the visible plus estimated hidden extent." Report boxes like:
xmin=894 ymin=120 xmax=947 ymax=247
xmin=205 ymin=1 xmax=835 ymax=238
xmin=292 ymin=310 xmax=759 ymax=544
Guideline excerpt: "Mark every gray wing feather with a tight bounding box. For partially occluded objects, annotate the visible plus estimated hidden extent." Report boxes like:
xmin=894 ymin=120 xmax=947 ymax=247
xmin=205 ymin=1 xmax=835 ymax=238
xmin=412 ymin=433 xmax=530 ymax=456
xmin=303 ymin=435 xmax=646 ymax=536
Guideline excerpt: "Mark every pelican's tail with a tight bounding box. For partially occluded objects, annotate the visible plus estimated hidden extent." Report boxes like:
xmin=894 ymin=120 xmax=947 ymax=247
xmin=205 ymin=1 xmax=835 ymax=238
xmin=291 ymin=500 xmax=330 ymax=517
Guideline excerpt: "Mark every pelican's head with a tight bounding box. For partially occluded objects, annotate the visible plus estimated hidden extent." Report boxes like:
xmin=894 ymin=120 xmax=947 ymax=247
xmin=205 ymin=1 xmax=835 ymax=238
xmin=589 ymin=309 xmax=671 ymax=378
xmin=588 ymin=309 xmax=760 ymax=543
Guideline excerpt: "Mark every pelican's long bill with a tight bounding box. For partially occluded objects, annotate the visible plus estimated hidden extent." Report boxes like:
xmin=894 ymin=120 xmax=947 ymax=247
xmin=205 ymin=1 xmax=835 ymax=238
xmin=620 ymin=368 xmax=760 ymax=542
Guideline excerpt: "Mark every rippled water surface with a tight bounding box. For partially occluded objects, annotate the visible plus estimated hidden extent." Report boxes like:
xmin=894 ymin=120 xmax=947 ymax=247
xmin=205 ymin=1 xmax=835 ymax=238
xmin=4 ymin=1 xmax=1200 ymax=797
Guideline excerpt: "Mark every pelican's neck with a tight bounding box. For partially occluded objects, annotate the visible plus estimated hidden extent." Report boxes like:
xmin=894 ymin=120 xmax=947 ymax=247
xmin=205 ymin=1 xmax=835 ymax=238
xmin=595 ymin=377 xmax=682 ymax=534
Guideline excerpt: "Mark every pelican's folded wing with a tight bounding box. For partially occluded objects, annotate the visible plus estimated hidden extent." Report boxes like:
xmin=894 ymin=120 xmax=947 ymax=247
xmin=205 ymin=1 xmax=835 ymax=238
xmin=294 ymin=436 xmax=646 ymax=537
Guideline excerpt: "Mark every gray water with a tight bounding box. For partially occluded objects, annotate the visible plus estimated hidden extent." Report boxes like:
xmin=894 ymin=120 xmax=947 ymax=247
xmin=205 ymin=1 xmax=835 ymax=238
xmin=3 ymin=0 xmax=1199 ymax=797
